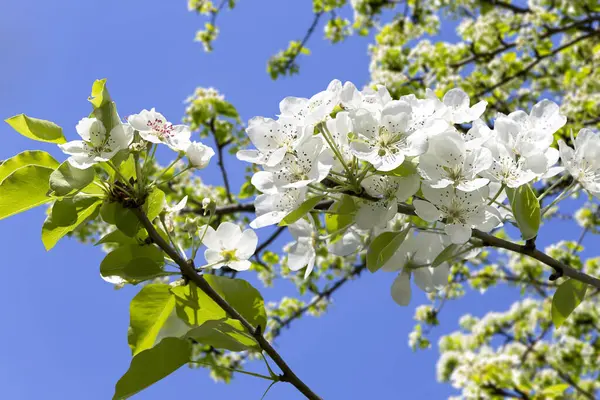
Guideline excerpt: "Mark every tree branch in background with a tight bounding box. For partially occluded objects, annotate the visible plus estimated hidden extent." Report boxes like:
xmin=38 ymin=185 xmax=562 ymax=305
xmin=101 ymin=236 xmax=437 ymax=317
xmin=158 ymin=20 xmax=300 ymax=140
xmin=208 ymin=117 xmax=233 ymax=202
xmin=475 ymin=30 xmax=600 ymax=98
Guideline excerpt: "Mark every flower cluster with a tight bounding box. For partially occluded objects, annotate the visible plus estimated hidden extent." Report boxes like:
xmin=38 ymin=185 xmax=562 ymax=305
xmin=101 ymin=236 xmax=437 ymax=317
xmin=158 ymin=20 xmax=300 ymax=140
xmin=59 ymin=108 xmax=214 ymax=170
xmin=237 ymin=79 xmax=599 ymax=306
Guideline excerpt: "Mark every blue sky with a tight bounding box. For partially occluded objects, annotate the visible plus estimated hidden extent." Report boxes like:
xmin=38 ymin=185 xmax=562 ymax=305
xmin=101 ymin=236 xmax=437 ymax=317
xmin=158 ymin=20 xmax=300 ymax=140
xmin=0 ymin=1 xmax=588 ymax=399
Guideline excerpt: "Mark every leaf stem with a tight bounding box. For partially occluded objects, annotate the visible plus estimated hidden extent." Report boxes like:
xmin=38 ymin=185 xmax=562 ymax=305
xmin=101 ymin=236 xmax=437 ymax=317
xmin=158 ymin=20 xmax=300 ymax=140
xmin=189 ymin=360 xmax=276 ymax=381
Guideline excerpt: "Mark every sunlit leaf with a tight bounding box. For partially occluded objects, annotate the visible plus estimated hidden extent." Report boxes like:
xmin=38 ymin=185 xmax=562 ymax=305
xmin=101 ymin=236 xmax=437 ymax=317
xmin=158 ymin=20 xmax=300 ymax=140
xmin=551 ymin=278 xmax=587 ymax=328
xmin=279 ymin=194 xmax=325 ymax=226
xmin=4 ymin=114 xmax=66 ymax=144
xmin=506 ymin=184 xmax=540 ymax=240
xmin=42 ymin=195 xmax=102 ymax=250
xmin=113 ymin=337 xmax=191 ymax=400
xmin=129 ymin=284 xmax=176 ymax=355
xmin=0 ymin=150 xmax=59 ymax=183
xmin=0 ymin=165 xmax=54 ymax=220
xmin=367 ymin=228 xmax=409 ymax=273
xmin=100 ymin=244 xmax=165 ymax=284
xmin=49 ymin=161 xmax=95 ymax=196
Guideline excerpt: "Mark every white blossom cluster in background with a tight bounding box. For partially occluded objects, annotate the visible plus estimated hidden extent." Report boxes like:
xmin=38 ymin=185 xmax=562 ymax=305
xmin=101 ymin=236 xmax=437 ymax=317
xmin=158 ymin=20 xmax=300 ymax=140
xmin=237 ymin=79 xmax=600 ymax=306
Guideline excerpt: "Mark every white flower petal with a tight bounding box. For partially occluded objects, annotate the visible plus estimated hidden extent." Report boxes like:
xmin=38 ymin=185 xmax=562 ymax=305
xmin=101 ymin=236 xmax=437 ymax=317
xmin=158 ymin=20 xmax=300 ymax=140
xmin=413 ymin=199 xmax=442 ymax=222
xmin=391 ymin=270 xmax=412 ymax=306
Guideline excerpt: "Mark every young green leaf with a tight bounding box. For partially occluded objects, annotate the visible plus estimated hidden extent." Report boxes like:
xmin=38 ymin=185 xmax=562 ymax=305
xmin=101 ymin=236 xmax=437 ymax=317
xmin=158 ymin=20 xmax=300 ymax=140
xmin=42 ymin=196 xmax=102 ymax=250
xmin=89 ymin=78 xmax=111 ymax=108
xmin=95 ymin=230 xmax=139 ymax=247
xmin=279 ymin=194 xmax=325 ymax=226
xmin=89 ymin=79 xmax=121 ymax=133
xmin=0 ymin=165 xmax=54 ymax=220
xmin=367 ymin=228 xmax=410 ymax=273
xmin=100 ymin=244 xmax=165 ymax=284
xmin=128 ymin=284 xmax=176 ymax=355
xmin=184 ymin=319 xmax=259 ymax=351
xmin=113 ymin=337 xmax=191 ymax=400
xmin=325 ymin=195 xmax=356 ymax=238
xmin=49 ymin=161 xmax=95 ymax=196
xmin=144 ymin=188 xmax=166 ymax=221
xmin=204 ymin=275 xmax=268 ymax=330
xmin=101 ymin=202 xmax=141 ymax=237
xmin=171 ymin=283 xmax=226 ymax=326
xmin=506 ymin=184 xmax=541 ymax=240
xmin=551 ymin=278 xmax=587 ymax=328
xmin=4 ymin=114 xmax=66 ymax=144
xmin=0 ymin=150 xmax=59 ymax=183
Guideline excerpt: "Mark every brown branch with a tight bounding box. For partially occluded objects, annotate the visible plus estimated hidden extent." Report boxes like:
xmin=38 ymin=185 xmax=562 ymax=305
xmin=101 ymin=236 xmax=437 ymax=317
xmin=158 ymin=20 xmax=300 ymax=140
xmin=194 ymin=195 xmax=600 ymax=289
xmin=132 ymin=207 xmax=322 ymax=400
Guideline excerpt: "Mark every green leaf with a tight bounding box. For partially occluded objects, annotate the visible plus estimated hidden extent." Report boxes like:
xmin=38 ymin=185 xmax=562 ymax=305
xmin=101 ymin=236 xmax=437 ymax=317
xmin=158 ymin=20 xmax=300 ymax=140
xmin=171 ymin=276 xmax=267 ymax=332
xmin=171 ymin=283 xmax=226 ymax=326
xmin=0 ymin=165 xmax=54 ymax=220
xmin=144 ymin=188 xmax=165 ymax=221
xmin=0 ymin=150 xmax=59 ymax=183
xmin=367 ymin=229 xmax=410 ymax=273
xmin=551 ymin=279 xmax=587 ymax=328
xmin=432 ymin=244 xmax=460 ymax=267
xmin=89 ymin=78 xmax=111 ymax=108
xmin=279 ymin=195 xmax=325 ymax=226
xmin=113 ymin=337 xmax=191 ymax=400
xmin=506 ymin=184 xmax=540 ymax=240
xmin=213 ymin=99 xmax=239 ymax=119
xmin=4 ymin=114 xmax=66 ymax=144
xmin=540 ymin=383 xmax=569 ymax=397
xmin=119 ymin=155 xmax=136 ymax=181
xmin=42 ymin=195 xmax=102 ymax=250
xmin=129 ymin=284 xmax=176 ymax=355
xmin=204 ymin=275 xmax=268 ymax=330
xmin=89 ymin=79 xmax=121 ymax=133
xmin=325 ymin=195 xmax=355 ymax=240
xmin=185 ymin=319 xmax=259 ymax=351
xmin=49 ymin=161 xmax=95 ymax=196
xmin=100 ymin=244 xmax=165 ymax=284
xmin=95 ymin=229 xmax=139 ymax=247
xmin=101 ymin=202 xmax=141 ymax=237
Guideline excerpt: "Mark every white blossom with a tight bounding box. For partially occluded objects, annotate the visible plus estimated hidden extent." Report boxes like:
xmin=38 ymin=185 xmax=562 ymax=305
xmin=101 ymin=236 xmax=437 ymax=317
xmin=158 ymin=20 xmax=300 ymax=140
xmin=251 ymin=136 xmax=333 ymax=193
xmin=201 ymin=222 xmax=258 ymax=271
xmin=128 ymin=108 xmax=191 ymax=151
xmin=559 ymin=128 xmax=600 ymax=198
xmin=350 ymin=101 xmax=429 ymax=172
xmin=237 ymin=117 xmax=310 ymax=167
xmin=413 ymin=186 xmax=502 ymax=244
xmin=59 ymin=117 xmax=133 ymax=169
xmin=418 ymin=129 xmax=492 ymax=191
xmin=286 ymin=219 xmax=317 ymax=278
xmin=382 ymin=231 xmax=450 ymax=306
xmin=429 ymin=88 xmax=487 ymax=124
xmin=279 ymin=79 xmax=342 ymax=125
xmin=186 ymin=141 xmax=215 ymax=169
xmin=340 ymin=81 xmax=392 ymax=113
xmin=250 ymin=188 xmax=307 ymax=229
xmin=355 ymin=174 xmax=421 ymax=229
